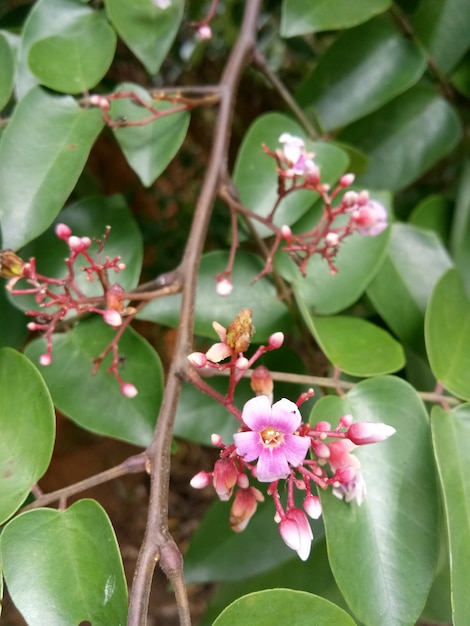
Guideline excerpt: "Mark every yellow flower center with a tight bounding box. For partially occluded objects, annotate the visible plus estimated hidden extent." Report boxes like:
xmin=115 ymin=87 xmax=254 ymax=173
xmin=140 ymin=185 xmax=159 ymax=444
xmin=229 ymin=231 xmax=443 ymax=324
xmin=260 ymin=426 xmax=284 ymax=447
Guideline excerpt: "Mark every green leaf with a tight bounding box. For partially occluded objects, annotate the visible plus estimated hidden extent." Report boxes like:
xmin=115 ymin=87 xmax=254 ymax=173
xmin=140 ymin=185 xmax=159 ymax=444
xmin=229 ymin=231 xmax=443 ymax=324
xmin=277 ymin=191 xmax=391 ymax=315
xmin=213 ymin=589 xmax=355 ymax=626
xmin=339 ymin=85 xmax=462 ymax=191
xmin=0 ymin=31 xmax=15 ymax=110
xmin=138 ymin=251 xmax=291 ymax=343
xmin=111 ymin=82 xmax=190 ymax=187
xmin=450 ymin=159 xmax=470 ymax=292
xmin=281 ymin=0 xmax=391 ymax=37
xmin=411 ymin=0 xmax=470 ymax=74
xmin=232 ymin=112 xmax=349 ymax=239
xmin=28 ymin=10 xmax=116 ymax=94
xmin=305 ymin=315 xmax=405 ymax=376
xmin=105 ymin=0 xmax=184 ymax=75
xmin=367 ymin=223 xmax=453 ymax=357
xmin=408 ymin=194 xmax=452 ymax=240
xmin=313 ymin=377 xmax=439 ymax=626
xmin=10 ymin=195 xmax=143 ymax=313
xmin=296 ymin=15 xmax=425 ymax=131
xmin=24 ymin=317 xmax=163 ymax=446
xmin=425 ymin=269 xmax=470 ymax=401
xmin=0 ymin=499 xmax=128 ymax=625
xmin=0 ymin=87 xmax=103 ymax=251
xmin=0 ymin=348 xmax=55 ymax=524
xmin=0 ymin=286 xmax=28 ymax=348
xmin=431 ymin=405 xmax=470 ymax=626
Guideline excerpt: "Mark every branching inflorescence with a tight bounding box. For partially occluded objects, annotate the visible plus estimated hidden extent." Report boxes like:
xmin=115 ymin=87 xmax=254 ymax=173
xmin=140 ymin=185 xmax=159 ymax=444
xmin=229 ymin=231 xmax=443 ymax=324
xmin=188 ymin=309 xmax=395 ymax=561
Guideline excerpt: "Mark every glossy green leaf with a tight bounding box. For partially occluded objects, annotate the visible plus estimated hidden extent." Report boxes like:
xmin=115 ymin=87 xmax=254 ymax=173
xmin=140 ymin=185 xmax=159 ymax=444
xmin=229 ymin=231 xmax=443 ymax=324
xmin=111 ymin=82 xmax=190 ymax=187
xmin=0 ymin=87 xmax=103 ymax=251
xmin=185 ymin=497 xmax=325 ymax=584
xmin=276 ymin=191 xmax=391 ymax=315
xmin=450 ymin=159 xmax=470 ymax=292
xmin=10 ymin=195 xmax=143 ymax=313
xmin=0 ymin=31 xmax=15 ymax=110
xmin=411 ymin=0 xmax=470 ymax=74
xmin=340 ymin=86 xmax=462 ymax=191
xmin=0 ymin=499 xmax=128 ymax=625
xmin=305 ymin=315 xmax=405 ymax=376
xmin=138 ymin=251 xmax=291 ymax=343
xmin=28 ymin=10 xmax=116 ymax=94
xmin=452 ymin=53 xmax=470 ymax=98
xmin=425 ymin=269 xmax=470 ymax=401
xmin=232 ymin=113 xmax=349 ymax=239
xmin=0 ymin=286 xmax=28 ymax=348
xmin=431 ymin=405 xmax=470 ymax=626
xmin=213 ymin=589 xmax=355 ymax=626
xmin=280 ymin=0 xmax=391 ymax=36
xmin=408 ymin=194 xmax=452 ymax=240
xmin=25 ymin=317 xmax=163 ymax=446
xmin=367 ymin=223 xmax=453 ymax=357
xmin=296 ymin=15 xmax=425 ymax=131
xmin=105 ymin=0 xmax=184 ymax=75
xmin=313 ymin=377 xmax=439 ymax=626
xmin=0 ymin=348 xmax=55 ymax=524
xmin=16 ymin=0 xmax=106 ymax=98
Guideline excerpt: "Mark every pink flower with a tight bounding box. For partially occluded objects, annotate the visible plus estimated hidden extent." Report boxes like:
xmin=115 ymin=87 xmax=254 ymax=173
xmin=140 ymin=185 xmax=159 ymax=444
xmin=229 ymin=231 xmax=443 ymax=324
xmin=233 ymin=396 xmax=311 ymax=482
xmin=230 ymin=486 xmax=264 ymax=532
xmin=351 ymin=200 xmax=388 ymax=236
xmin=279 ymin=508 xmax=313 ymax=561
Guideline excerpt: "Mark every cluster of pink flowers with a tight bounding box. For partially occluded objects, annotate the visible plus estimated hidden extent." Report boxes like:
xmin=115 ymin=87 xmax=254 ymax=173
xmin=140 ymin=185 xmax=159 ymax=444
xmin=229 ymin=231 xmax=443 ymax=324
xmin=0 ymin=225 xmax=138 ymax=397
xmin=188 ymin=311 xmax=395 ymax=561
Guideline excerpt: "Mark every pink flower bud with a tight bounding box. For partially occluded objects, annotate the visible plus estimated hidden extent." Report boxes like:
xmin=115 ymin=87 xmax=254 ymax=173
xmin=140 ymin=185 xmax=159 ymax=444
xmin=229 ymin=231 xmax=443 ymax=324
xmin=80 ymin=236 xmax=92 ymax=249
xmin=211 ymin=433 xmax=223 ymax=447
xmin=106 ymin=283 xmax=124 ymax=312
xmin=198 ymin=24 xmax=212 ymax=40
xmin=67 ymin=235 xmax=83 ymax=251
xmin=230 ymin=487 xmax=264 ymax=532
xmin=55 ymin=223 xmax=72 ymax=240
xmin=216 ymin=278 xmax=233 ymax=296
xmin=187 ymin=352 xmax=207 ymax=368
xmin=340 ymin=414 xmax=353 ymax=427
xmin=357 ymin=190 xmax=370 ymax=205
xmin=268 ymin=332 xmax=284 ymax=349
xmin=325 ymin=232 xmax=339 ymax=247
xmin=213 ymin=459 xmax=238 ymax=501
xmin=89 ymin=94 xmax=102 ymax=106
xmin=121 ymin=382 xmax=138 ymax=398
xmin=98 ymin=97 xmax=110 ymax=111
xmin=237 ymin=473 xmax=249 ymax=489
xmin=334 ymin=465 xmax=357 ymax=484
xmin=340 ymin=173 xmax=355 ymax=187
xmin=314 ymin=421 xmax=331 ymax=432
xmin=190 ymin=470 xmax=212 ymax=489
xmin=279 ymin=508 xmax=313 ymax=561
xmin=351 ymin=200 xmax=388 ymax=236
xmin=303 ymin=495 xmax=322 ymax=519
xmin=103 ymin=309 xmax=122 ymax=327
xmin=280 ymin=224 xmax=292 ymax=240
xmin=39 ymin=353 xmax=52 ymax=366
xmin=250 ymin=365 xmax=274 ymax=397
xmin=27 ymin=322 xmax=39 ymax=331
xmin=342 ymin=191 xmax=358 ymax=207
xmin=347 ymin=422 xmax=396 ymax=445
xmin=235 ymin=356 xmax=249 ymax=370
xmin=312 ymin=440 xmax=330 ymax=459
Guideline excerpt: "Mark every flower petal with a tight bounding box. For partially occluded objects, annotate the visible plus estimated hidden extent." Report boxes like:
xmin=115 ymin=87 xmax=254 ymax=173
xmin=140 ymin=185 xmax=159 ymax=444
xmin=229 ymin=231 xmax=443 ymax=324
xmin=241 ymin=395 xmax=272 ymax=431
xmin=233 ymin=430 xmax=262 ymax=461
xmin=283 ymin=433 xmax=311 ymax=467
xmin=271 ymin=398 xmax=301 ymax=433
xmin=256 ymin=447 xmax=290 ymax=482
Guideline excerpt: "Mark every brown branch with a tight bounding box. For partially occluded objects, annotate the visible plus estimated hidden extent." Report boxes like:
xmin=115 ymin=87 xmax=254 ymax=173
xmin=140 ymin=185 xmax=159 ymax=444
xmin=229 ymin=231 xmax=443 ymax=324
xmin=126 ymin=2 xmax=263 ymax=625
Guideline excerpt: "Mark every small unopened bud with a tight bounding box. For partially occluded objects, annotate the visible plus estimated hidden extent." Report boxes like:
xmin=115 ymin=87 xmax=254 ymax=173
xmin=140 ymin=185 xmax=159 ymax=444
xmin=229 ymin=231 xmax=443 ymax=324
xmin=89 ymin=94 xmax=102 ymax=106
xmin=303 ymin=495 xmax=322 ymax=519
xmin=98 ymin=97 xmax=110 ymax=111
xmin=280 ymin=224 xmax=292 ymax=241
xmin=342 ymin=191 xmax=358 ymax=208
xmin=80 ymin=236 xmax=91 ymax=249
xmin=106 ymin=283 xmax=125 ymax=312
xmin=198 ymin=24 xmax=212 ymax=40
xmin=347 ymin=422 xmax=396 ymax=445
xmin=250 ymin=365 xmax=273 ymax=398
xmin=340 ymin=414 xmax=353 ymax=427
xmin=103 ymin=309 xmax=122 ymax=327
xmin=325 ymin=232 xmax=339 ymax=247
xmin=190 ymin=470 xmax=212 ymax=489
xmin=39 ymin=353 xmax=52 ymax=366
xmin=216 ymin=278 xmax=233 ymax=296
xmin=340 ymin=173 xmax=355 ymax=187
xmin=357 ymin=190 xmax=370 ymax=205
xmin=312 ymin=440 xmax=330 ymax=459
xmin=211 ymin=433 xmax=223 ymax=447
xmin=268 ymin=331 xmax=284 ymax=349
xmin=55 ymin=223 xmax=72 ymax=241
xmin=188 ymin=352 xmax=207 ymax=368
xmin=121 ymin=382 xmax=138 ymax=398
xmin=27 ymin=322 xmax=39 ymax=331
xmin=67 ymin=236 xmax=84 ymax=252
xmin=237 ymin=473 xmax=249 ymax=488
xmin=235 ymin=356 xmax=249 ymax=370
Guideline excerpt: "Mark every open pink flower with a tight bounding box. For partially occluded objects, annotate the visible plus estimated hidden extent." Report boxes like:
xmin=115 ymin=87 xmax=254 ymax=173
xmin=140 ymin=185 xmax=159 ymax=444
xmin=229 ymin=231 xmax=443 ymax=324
xmin=233 ymin=396 xmax=311 ymax=482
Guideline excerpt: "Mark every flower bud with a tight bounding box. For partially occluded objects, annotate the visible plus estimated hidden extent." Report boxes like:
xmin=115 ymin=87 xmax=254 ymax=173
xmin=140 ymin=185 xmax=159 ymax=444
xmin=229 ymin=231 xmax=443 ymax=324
xmin=103 ymin=309 xmax=123 ymax=327
xmin=340 ymin=414 xmax=353 ymax=427
xmin=250 ymin=365 xmax=274 ymax=398
xmin=190 ymin=470 xmax=212 ymax=489
xmin=235 ymin=356 xmax=249 ymax=370
xmin=340 ymin=173 xmax=355 ymax=187
xmin=325 ymin=232 xmax=339 ymax=247
xmin=303 ymin=495 xmax=322 ymax=519
xmin=216 ymin=278 xmax=233 ymax=296
xmin=279 ymin=508 xmax=313 ymax=561
xmin=211 ymin=433 xmax=223 ymax=447
xmin=198 ymin=24 xmax=212 ymax=40
xmin=55 ymin=223 xmax=73 ymax=241
xmin=39 ymin=353 xmax=52 ymax=366
xmin=342 ymin=191 xmax=358 ymax=207
xmin=230 ymin=487 xmax=264 ymax=532
xmin=106 ymin=283 xmax=124 ymax=312
xmin=280 ymin=224 xmax=292 ymax=241
xmin=188 ymin=352 xmax=207 ymax=368
xmin=268 ymin=331 xmax=284 ymax=349
xmin=213 ymin=459 xmax=238 ymax=501
xmin=347 ymin=422 xmax=396 ymax=445
xmin=121 ymin=382 xmax=138 ymax=398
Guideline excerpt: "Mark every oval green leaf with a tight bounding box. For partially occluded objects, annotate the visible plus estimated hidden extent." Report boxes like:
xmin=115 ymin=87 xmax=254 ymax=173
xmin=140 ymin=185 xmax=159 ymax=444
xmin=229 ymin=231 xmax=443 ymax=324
xmin=213 ymin=589 xmax=355 ymax=626
xmin=340 ymin=85 xmax=462 ymax=191
xmin=232 ymin=112 xmax=349 ymax=239
xmin=431 ymin=404 xmax=470 ymax=626
xmin=281 ymin=0 xmax=391 ymax=36
xmin=296 ymin=15 xmax=425 ymax=131
xmin=312 ymin=377 xmax=439 ymax=626
xmin=0 ymin=499 xmax=128 ymax=625
xmin=0 ymin=87 xmax=104 ymax=250
xmin=0 ymin=31 xmax=15 ymax=111
xmin=306 ymin=315 xmax=405 ymax=376
xmin=0 ymin=348 xmax=55 ymax=524
xmin=28 ymin=10 xmax=116 ymax=94
xmin=138 ymin=250 xmax=291 ymax=343
xmin=111 ymin=82 xmax=190 ymax=187
xmin=450 ymin=159 xmax=470 ymax=292
xmin=425 ymin=269 xmax=470 ymax=400
xmin=25 ymin=317 xmax=163 ymax=446
xmin=367 ymin=222 xmax=453 ymax=357
xmin=105 ymin=0 xmax=184 ymax=75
